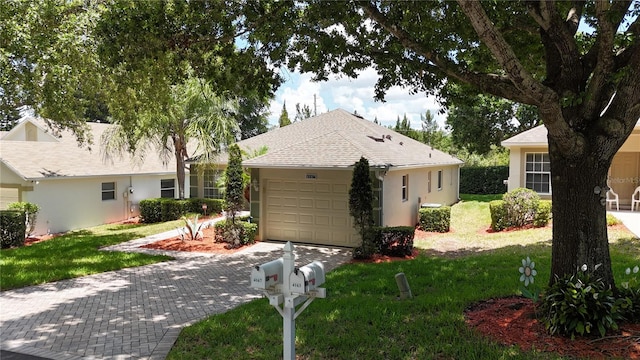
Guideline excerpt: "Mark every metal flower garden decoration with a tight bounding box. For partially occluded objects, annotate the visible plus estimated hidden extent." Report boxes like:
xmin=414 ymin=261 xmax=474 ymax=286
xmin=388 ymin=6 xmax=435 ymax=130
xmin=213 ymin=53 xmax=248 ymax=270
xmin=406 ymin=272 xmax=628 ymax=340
xmin=519 ymin=256 xmax=540 ymax=302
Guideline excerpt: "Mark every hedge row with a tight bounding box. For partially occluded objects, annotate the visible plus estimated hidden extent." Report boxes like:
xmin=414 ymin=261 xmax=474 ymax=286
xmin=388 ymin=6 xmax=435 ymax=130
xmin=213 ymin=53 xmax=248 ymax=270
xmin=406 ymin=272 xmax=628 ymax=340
xmin=460 ymin=166 xmax=509 ymax=194
xmin=1 ymin=210 xmax=26 ymax=249
xmin=418 ymin=206 xmax=451 ymax=233
xmin=139 ymin=198 xmax=224 ymax=223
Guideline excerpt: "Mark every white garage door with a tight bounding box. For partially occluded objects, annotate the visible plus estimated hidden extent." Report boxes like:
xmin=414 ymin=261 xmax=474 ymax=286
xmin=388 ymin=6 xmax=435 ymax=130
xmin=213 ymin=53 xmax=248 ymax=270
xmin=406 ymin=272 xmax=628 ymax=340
xmin=265 ymin=178 xmax=359 ymax=247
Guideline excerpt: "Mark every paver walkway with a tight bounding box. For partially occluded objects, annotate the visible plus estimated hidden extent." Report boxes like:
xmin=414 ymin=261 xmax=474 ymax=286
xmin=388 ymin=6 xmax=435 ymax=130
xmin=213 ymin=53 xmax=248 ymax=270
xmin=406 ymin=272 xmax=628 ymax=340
xmin=1 ymin=231 xmax=351 ymax=360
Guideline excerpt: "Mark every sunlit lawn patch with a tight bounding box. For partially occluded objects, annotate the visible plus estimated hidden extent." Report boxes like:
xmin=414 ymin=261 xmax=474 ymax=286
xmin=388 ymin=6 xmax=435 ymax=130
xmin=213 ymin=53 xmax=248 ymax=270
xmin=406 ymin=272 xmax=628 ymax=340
xmin=0 ymin=220 xmax=182 ymax=290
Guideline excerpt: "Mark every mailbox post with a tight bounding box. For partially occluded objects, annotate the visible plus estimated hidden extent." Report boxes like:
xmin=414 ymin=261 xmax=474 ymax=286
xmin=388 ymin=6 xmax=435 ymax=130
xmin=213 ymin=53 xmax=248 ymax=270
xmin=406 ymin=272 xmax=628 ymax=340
xmin=250 ymin=241 xmax=326 ymax=360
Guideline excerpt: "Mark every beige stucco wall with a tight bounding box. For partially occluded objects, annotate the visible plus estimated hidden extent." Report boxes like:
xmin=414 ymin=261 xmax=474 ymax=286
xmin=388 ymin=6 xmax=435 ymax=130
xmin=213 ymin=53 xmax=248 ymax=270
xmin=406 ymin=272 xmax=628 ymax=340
xmin=619 ymin=131 xmax=640 ymax=152
xmin=382 ymin=165 xmax=460 ymax=227
xmin=506 ymin=131 xmax=639 ymax=200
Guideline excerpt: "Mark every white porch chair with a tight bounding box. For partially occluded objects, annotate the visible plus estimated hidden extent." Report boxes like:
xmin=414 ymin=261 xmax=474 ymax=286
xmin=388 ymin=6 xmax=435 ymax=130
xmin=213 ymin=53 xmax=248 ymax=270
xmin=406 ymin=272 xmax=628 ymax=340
xmin=606 ymin=187 xmax=619 ymax=211
xmin=632 ymin=186 xmax=640 ymax=212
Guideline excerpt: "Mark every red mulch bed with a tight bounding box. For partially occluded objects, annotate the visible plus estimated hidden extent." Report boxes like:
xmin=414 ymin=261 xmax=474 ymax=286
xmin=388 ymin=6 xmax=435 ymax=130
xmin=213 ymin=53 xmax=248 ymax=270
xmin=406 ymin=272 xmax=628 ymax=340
xmin=465 ymin=296 xmax=640 ymax=359
xmin=140 ymin=225 xmax=249 ymax=254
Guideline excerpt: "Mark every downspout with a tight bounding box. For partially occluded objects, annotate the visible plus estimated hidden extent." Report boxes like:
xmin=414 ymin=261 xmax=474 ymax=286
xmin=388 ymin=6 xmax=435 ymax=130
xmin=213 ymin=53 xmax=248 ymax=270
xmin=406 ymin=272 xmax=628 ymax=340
xmin=374 ymin=164 xmax=390 ymax=226
xmin=457 ymin=165 xmax=461 ymax=202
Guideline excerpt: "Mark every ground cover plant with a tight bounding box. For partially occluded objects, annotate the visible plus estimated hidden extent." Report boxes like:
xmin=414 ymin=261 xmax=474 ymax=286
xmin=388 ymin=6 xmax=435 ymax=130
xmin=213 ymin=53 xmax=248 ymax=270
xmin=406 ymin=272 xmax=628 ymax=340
xmin=0 ymin=219 xmax=181 ymax=290
xmin=168 ymin=195 xmax=640 ymax=359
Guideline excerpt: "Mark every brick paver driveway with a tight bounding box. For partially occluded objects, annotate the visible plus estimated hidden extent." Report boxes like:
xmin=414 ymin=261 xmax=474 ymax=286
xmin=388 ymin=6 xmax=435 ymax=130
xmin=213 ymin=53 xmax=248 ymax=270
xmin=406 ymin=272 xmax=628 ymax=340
xmin=1 ymin=241 xmax=351 ymax=359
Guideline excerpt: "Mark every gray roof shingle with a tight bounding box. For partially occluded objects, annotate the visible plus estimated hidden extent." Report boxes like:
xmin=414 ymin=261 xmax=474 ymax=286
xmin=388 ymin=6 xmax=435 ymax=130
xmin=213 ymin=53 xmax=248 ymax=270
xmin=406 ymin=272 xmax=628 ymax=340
xmin=240 ymin=109 xmax=462 ymax=169
xmin=0 ymin=118 xmax=178 ymax=180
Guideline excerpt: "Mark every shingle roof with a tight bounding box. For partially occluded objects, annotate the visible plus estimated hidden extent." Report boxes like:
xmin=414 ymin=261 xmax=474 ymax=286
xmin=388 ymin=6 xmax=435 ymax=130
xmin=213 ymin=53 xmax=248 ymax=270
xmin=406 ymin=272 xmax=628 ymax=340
xmin=240 ymin=109 xmax=462 ymax=169
xmin=501 ymin=125 xmax=548 ymax=147
xmin=0 ymin=118 xmax=178 ymax=180
xmin=502 ymin=120 xmax=640 ymax=147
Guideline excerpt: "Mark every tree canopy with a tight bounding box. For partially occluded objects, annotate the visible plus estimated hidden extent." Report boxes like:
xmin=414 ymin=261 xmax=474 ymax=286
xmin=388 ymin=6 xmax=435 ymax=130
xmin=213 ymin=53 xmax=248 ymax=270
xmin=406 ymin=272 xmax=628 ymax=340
xmin=256 ymin=0 xmax=640 ymax=287
xmin=1 ymin=0 xmax=282 ymax=143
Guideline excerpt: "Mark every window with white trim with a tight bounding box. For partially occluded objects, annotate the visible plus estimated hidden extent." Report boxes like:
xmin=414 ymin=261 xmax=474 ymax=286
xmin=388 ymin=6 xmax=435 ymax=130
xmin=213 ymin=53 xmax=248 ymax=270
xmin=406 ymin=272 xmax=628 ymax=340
xmin=402 ymin=174 xmax=409 ymax=201
xmin=437 ymin=170 xmax=443 ymax=190
xmin=525 ymin=153 xmax=551 ymax=194
xmin=101 ymin=182 xmax=116 ymax=201
xmin=203 ymin=170 xmax=224 ymax=199
xmin=161 ymin=179 xmax=176 ymax=198
xmin=427 ymin=171 xmax=431 ymax=193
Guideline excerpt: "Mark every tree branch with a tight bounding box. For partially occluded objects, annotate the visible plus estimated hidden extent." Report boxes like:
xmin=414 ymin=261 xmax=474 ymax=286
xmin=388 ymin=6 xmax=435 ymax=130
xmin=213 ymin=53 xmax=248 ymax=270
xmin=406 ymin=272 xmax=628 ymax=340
xmin=581 ymin=0 xmax=618 ymax=120
xmin=359 ymin=1 xmax=534 ymax=104
xmin=601 ymin=43 xmax=640 ymax=138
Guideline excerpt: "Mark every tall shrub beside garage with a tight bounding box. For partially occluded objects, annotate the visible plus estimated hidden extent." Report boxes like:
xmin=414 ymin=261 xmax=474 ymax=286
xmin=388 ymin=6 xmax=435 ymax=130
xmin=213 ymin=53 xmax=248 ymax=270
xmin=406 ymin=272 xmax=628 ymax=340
xmin=349 ymin=157 xmax=375 ymax=259
xmin=223 ymin=144 xmax=245 ymax=244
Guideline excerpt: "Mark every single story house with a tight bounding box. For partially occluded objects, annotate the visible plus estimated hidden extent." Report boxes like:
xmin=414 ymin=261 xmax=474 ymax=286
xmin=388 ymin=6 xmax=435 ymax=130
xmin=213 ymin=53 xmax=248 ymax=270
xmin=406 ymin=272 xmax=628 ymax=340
xmin=0 ymin=117 xmax=187 ymax=235
xmin=192 ymin=109 xmax=463 ymax=248
xmin=502 ymin=121 xmax=640 ymax=208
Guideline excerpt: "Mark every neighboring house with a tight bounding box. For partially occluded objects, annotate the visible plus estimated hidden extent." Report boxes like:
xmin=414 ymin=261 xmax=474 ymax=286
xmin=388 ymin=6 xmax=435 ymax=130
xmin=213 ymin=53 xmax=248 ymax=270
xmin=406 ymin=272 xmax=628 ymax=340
xmin=0 ymin=117 xmax=187 ymax=235
xmin=502 ymin=121 xmax=640 ymax=208
xmin=193 ymin=109 xmax=463 ymax=248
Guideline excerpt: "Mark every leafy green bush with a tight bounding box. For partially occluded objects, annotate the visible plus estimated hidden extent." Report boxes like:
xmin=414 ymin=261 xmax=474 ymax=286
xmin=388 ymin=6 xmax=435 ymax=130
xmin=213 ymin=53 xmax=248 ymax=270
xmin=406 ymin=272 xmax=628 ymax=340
xmin=213 ymin=219 xmax=257 ymax=248
xmin=161 ymin=199 xmax=190 ymax=222
xmin=187 ymin=198 xmax=223 ymax=215
xmin=139 ymin=199 xmax=163 ymax=223
xmin=0 ymin=210 xmax=26 ymax=248
xmin=618 ymin=266 xmax=640 ymax=322
xmin=490 ymin=189 xmax=547 ymax=231
xmin=459 ymin=166 xmax=509 ymax=194
xmin=373 ymin=226 xmax=414 ymax=257
xmin=539 ymin=266 xmax=621 ymax=338
xmin=489 ymin=200 xmax=509 ymax=231
xmin=418 ymin=206 xmax=451 ymax=233
xmin=7 ymin=201 xmax=39 ymax=236
xmin=533 ymin=200 xmax=552 ymax=227
xmin=503 ymin=188 xmax=540 ymax=228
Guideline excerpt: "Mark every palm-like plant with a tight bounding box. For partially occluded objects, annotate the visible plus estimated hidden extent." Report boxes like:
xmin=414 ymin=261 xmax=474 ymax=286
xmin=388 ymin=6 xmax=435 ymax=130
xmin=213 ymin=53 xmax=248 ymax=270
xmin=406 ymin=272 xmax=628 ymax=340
xmin=102 ymin=76 xmax=239 ymax=199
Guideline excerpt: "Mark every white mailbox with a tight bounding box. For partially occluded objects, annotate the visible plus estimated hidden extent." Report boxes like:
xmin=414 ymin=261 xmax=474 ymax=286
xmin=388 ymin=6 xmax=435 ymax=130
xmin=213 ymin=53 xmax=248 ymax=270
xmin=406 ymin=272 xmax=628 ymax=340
xmin=289 ymin=261 xmax=325 ymax=294
xmin=251 ymin=258 xmax=284 ymax=290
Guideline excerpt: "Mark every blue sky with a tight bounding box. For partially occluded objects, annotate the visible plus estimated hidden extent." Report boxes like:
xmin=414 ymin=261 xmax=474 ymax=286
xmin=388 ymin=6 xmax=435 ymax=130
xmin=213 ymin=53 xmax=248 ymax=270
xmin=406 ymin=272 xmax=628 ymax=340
xmin=267 ymin=67 xmax=447 ymax=130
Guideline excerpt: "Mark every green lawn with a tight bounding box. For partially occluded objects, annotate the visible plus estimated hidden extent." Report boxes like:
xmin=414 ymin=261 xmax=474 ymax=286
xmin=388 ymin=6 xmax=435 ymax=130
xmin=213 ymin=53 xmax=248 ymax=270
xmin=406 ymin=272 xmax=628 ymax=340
xmin=168 ymin=194 xmax=640 ymax=359
xmin=0 ymin=220 xmax=182 ymax=290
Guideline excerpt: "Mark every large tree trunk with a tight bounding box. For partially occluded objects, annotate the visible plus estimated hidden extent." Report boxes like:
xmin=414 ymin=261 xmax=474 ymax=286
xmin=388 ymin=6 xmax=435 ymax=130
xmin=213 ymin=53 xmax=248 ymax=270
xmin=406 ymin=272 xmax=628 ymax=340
xmin=548 ymin=136 xmax=615 ymax=288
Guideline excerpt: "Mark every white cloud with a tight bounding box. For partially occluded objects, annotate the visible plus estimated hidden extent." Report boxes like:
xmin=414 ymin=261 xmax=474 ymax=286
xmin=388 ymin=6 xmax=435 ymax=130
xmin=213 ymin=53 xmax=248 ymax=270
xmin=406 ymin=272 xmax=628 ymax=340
xmin=268 ymin=67 xmax=447 ymax=130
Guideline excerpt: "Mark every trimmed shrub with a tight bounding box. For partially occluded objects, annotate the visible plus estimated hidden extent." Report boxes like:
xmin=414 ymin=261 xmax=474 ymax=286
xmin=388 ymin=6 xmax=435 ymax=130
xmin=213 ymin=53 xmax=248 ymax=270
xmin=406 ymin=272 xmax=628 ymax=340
xmin=139 ymin=199 xmax=163 ymax=223
xmin=489 ymin=200 xmax=509 ymax=231
xmin=161 ymin=199 xmax=190 ymax=222
xmin=1 ymin=210 xmax=26 ymax=248
xmin=533 ymin=200 xmax=552 ymax=227
xmin=7 ymin=201 xmax=39 ymax=236
xmin=213 ymin=219 xmax=257 ymax=248
xmin=373 ymin=226 xmax=414 ymax=256
xmin=503 ymin=188 xmax=540 ymax=228
xmin=460 ymin=166 xmax=509 ymax=194
xmin=418 ymin=206 xmax=451 ymax=233
xmin=187 ymin=198 xmax=224 ymax=215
